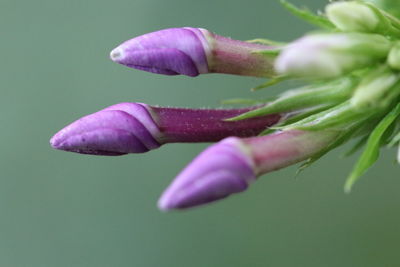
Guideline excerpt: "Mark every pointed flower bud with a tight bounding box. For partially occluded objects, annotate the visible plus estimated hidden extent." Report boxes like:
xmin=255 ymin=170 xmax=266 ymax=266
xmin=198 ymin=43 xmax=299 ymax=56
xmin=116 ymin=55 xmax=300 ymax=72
xmin=50 ymin=103 xmax=281 ymax=156
xmin=275 ymin=33 xmax=391 ymax=78
xmin=110 ymin=27 xmax=276 ymax=77
xmin=50 ymin=103 xmax=161 ymax=155
xmin=158 ymin=137 xmax=256 ymax=210
xmin=158 ymin=129 xmax=340 ymax=211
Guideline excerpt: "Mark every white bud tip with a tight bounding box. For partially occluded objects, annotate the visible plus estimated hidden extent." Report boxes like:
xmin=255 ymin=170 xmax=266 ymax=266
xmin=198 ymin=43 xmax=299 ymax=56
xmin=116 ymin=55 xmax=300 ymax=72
xmin=110 ymin=47 xmax=123 ymax=62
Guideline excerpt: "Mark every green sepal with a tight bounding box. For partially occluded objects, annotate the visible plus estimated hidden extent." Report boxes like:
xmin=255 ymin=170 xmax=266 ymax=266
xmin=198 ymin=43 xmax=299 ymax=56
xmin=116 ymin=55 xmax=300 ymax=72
xmin=252 ymin=49 xmax=282 ymax=56
xmin=297 ymin=128 xmax=356 ymax=174
xmin=280 ymin=0 xmax=335 ymax=30
xmin=363 ymin=2 xmax=400 ymax=38
xmin=247 ymin=38 xmax=287 ymax=46
xmin=285 ymin=101 xmax=378 ymax=132
xmin=258 ymin=105 xmax=335 ymax=136
xmin=365 ymin=0 xmax=400 ymax=19
xmin=364 ymin=1 xmax=400 ymax=31
xmin=298 ymin=118 xmax=378 ymax=173
xmin=345 ymin=102 xmax=400 ymax=193
xmin=228 ymin=77 xmax=357 ymax=121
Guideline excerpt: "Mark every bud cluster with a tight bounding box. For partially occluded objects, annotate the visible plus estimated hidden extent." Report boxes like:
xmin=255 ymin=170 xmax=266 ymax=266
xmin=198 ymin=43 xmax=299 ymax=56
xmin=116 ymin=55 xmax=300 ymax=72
xmin=51 ymin=0 xmax=400 ymax=211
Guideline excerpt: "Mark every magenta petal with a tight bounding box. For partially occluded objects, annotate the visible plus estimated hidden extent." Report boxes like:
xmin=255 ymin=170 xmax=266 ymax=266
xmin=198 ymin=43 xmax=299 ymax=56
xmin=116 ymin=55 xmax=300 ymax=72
xmin=50 ymin=108 xmax=161 ymax=156
xmin=110 ymin=28 xmax=209 ymax=76
xmin=123 ymin=48 xmax=200 ymax=77
xmin=52 ymin=128 xmax=148 ymax=155
xmin=158 ymin=137 xmax=256 ymax=211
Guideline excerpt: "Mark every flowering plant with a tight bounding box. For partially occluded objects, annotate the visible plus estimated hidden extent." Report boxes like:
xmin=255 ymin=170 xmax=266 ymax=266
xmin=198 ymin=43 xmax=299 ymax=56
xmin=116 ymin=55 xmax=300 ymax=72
xmin=51 ymin=0 xmax=400 ymax=211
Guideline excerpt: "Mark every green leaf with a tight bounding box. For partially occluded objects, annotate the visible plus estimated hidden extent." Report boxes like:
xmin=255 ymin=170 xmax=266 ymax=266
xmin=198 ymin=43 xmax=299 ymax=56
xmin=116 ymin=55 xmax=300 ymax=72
xmin=280 ymin=0 xmax=335 ymax=29
xmin=297 ymin=129 xmax=354 ymax=173
xmin=345 ymin=103 xmax=400 ymax=193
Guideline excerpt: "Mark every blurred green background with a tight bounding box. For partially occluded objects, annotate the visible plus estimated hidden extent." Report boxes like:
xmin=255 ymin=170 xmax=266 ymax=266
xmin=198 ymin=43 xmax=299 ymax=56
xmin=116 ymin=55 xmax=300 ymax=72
xmin=1 ymin=0 xmax=400 ymax=266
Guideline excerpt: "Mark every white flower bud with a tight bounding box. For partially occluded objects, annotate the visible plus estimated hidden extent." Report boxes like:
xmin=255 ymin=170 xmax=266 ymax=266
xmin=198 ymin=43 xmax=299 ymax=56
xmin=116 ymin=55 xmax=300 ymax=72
xmin=351 ymin=66 xmax=400 ymax=110
xmin=326 ymin=1 xmax=381 ymax=32
xmin=276 ymin=33 xmax=391 ymax=79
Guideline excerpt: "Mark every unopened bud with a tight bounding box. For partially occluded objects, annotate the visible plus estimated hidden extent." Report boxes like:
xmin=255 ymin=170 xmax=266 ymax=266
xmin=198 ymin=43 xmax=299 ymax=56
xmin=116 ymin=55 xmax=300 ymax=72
xmin=110 ymin=27 xmax=276 ymax=78
xmin=326 ymin=1 xmax=381 ymax=32
xmin=276 ymin=33 xmax=391 ymax=78
xmin=351 ymin=66 xmax=400 ymax=110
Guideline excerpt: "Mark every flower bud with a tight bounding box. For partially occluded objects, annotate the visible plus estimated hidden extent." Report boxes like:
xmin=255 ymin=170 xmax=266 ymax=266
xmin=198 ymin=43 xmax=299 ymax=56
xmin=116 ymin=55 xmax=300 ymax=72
xmin=50 ymin=103 xmax=161 ymax=155
xmin=110 ymin=27 xmax=276 ymax=77
xmin=388 ymin=41 xmax=400 ymax=70
xmin=350 ymin=66 xmax=400 ymax=110
xmin=326 ymin=1 xmax=381 ymax=32
xmin=158 ymin=129 xmax=339 ymax=210
xmin=365 ymin=0 xmax=400 ymax=18
xmin=275 ymin=33 xmax=391 ymax=79
xmin=158 ymin=137 xmax=256 ymax=210
xmin=50 ymin=103 xmax=282 ymax=156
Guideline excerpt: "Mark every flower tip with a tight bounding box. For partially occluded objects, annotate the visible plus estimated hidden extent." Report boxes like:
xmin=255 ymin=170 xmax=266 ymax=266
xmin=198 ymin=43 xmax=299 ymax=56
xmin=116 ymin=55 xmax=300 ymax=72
xmin=157 ymin=197 xmax=175 ymax=212
xmin=49 ymin=133 xmax=62 ymax=149
xmin=110 ymin=47 xmax=123 ymax=62
xmin=49 ymin=126 xmax=132 ymax=156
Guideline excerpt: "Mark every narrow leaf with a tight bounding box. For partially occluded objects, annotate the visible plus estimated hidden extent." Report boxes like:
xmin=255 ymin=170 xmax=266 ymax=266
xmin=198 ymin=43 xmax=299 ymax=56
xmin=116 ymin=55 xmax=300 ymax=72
xmin=345 ymin=103 xmax=400 ymax=192
xmin=280 ymin=0 xmax=335 ymax=29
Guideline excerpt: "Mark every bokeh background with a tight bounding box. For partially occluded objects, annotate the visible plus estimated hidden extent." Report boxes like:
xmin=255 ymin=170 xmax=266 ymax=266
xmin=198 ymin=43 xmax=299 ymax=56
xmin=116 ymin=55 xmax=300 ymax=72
xmin=2 ymin=0 xmax=400 ymax=266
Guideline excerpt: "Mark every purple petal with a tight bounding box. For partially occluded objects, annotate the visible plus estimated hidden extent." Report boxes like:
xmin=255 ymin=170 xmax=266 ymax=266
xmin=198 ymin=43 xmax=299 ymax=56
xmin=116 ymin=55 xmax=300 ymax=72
xmin=158 ymin=137 xmax=255 ymax=211
xmin=110 ymin=28 xmax=209 ymax=76
xmin=50 ymin=103 xmax=161 ymax=156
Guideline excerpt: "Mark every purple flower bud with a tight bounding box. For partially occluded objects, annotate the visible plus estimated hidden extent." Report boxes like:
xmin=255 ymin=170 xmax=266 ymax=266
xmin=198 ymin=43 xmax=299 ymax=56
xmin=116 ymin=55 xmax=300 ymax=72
xmin=110 ymin=27 xmax=276 ymax=77
xmin=50 ymin=103 xmax=281 ymax=156
xmin=158 ymin=130 xmax=340 ymax=211
xmin=158 ymin=137 xmax=256 ymax=210
xmin=50 ymin=103 xmax=161 ymax=155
